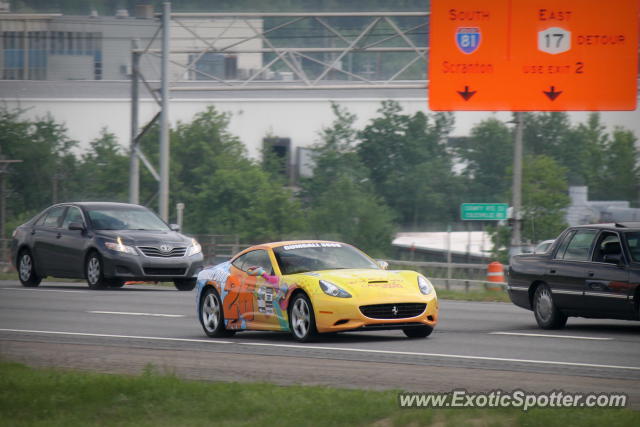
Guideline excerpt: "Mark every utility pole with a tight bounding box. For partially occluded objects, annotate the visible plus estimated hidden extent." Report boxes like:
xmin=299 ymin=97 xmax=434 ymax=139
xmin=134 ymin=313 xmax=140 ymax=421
xmin=159 ymin=1 xmax=171 ymax=221
xmin=510 ymin=112 xmax=524 ymax=257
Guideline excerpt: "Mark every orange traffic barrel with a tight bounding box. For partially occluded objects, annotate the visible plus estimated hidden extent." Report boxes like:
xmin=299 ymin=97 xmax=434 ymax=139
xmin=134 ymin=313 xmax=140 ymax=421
xmin=486 ymin=261 xmax=505 ymax=290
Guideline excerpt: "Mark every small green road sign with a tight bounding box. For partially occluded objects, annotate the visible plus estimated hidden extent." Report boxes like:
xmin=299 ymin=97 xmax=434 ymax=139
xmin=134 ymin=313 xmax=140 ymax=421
xmin=461 ymin=203 xmax=509 ymax=220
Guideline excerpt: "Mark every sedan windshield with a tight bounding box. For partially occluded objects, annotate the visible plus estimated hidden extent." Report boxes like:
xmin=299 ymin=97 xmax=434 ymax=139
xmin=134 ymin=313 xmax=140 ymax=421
xmin=273 ymin=243 xmax=380 ymax=275
xmin=86 ymin=207 xmax=169 ymax=231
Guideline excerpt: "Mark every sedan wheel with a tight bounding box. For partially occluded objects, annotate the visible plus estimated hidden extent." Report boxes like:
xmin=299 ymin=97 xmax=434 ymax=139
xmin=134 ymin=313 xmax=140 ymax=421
xmin=533 ymin=285 xmax=567 ymax=329
xmin=289 ymin=293 xmax=318 ymax=342
xmin=86 ymin=253 xmax=108 ymax=290
xmin=199 ymin=287 xmax=234 ymax=338
xmin=18 ymin=250 xmax=41 ymax=287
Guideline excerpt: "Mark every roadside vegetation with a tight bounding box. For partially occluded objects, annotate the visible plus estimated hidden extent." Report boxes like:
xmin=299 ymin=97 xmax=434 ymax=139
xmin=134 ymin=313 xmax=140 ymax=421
xmin=1 ymin=361 xmax=638 ymax=427
xmin=1 ymin=102 xmax=638 ymax=259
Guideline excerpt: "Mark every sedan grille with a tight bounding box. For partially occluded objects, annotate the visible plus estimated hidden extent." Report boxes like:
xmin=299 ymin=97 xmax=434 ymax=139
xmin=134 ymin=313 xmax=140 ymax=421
xmin=138 ymin=246 xmax=186 ymax=257
xmin=360 ymin=303 xmax=426 ymax=319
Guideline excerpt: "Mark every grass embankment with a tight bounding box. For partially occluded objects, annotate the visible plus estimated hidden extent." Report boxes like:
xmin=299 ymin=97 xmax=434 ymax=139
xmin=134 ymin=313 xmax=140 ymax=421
xmin=0 ymin=361 xmax=637 ymax=426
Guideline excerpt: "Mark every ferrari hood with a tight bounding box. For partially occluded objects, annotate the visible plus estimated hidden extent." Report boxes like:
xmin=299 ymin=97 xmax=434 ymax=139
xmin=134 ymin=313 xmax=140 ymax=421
xmin=305 ymin=269 xmax=423 ymax=298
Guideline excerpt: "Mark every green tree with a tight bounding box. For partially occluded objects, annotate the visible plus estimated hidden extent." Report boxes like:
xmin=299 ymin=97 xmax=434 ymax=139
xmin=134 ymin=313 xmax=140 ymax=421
xmin=0 ymin=108 xmax=78 ymax=224
xmin=302 ymin=103 xmax=395 ymax=254
xmin=520 ymin=155 xmax=570 ymax=243
xmin=76 ymin=128 xmax=129 ymax=202
xmin=357 ymin=101 xmax=459 ymax=228
xmin=455 ymin=118 xmax=512 ymax=203
xmin=136 ymin=106 xmax=307 ymax=239
xmin=188 ymin=160 xmax=306 ymax=241
xmin=597 ymin=128 xmax=639 ymax=203
xmin=523 ymin=112 xmax=573 ymax=160
xmin=564 ymin=113 xmax=609 ymax=191
xmin=490 ymin=154 xmax=570 ymax=261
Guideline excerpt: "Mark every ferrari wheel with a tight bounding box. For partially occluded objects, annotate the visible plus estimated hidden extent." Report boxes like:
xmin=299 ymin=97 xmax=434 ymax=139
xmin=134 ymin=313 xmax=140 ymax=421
xmin=533 ymin=284 xmax=567 ymax=329
xmin=289 ymin=293 xmax=318 ymax=342
xmin=200 ymin=287 xmax=235 ymax=338
xmin=403 ymin=325 xmax=433 ymax=338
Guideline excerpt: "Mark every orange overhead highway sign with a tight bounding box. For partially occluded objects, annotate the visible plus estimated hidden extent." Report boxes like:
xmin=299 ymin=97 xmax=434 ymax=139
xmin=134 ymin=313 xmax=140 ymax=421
xmin=428 ymin=0 xmax=639 ymax=111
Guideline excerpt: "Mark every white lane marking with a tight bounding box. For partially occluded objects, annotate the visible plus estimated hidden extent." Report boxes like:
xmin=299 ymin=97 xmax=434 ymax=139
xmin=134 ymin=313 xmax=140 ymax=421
xmin=0 ymin=328 xmax=638 ymax=372
xmin=490 ymin=332 xmax=613 ymax=341
xmin=88 ymin=311 xmax=185 ymax=318
xmin=0 ymin=287 xmax=89 ymax=294
xmin=0 ymin=329 xmax=231 ymax=344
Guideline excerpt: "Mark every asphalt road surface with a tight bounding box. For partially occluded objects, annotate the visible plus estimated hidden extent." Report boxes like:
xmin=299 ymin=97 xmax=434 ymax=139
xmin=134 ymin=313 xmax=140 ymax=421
xmin=1 ymin=280 xmax=639 ymax=406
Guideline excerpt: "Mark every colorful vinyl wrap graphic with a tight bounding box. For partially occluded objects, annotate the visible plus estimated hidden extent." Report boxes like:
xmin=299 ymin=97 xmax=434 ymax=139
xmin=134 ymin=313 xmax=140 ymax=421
xmin=196 ymin=261 xmax=294 ymax=331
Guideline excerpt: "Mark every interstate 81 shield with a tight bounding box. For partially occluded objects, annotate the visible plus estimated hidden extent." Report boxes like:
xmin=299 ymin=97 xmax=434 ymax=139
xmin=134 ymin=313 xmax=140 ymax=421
xmin=455 ymin=27 xmax=481 ymax=54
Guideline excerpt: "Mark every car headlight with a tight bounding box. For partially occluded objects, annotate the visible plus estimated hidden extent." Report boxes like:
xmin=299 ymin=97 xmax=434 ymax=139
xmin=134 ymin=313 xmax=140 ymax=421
xmin=417 ymin=275 xmax=434 ymax=295
xmin=319 ymin=280 xmax=352 ymax=298
xmin=104 ymin=236 xmax=138 ymax=255
xmin=186 ymin=239 xmax=202 ymax=257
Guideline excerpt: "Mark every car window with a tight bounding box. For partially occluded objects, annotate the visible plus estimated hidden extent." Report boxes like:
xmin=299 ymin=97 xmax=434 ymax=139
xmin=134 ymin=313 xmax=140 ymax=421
xmin=232 ymin=250 xmax=273 ymax=275
xmin=40 ymin=206 xmax=67 ymax=228
xmin=86 ymin=207 xmax=169 ymax=231
xmin=61 ymin=207 xmax=84 ymax=229
xmin=624 ymin=232 xmax=640 ymax=262
xmin=556 ymin=229 xmax=598 ymax=261
xmin=592 ymin=232 xmax=623 ymax=263
xmin=534 ymin=240 xmax=553 ymax=254
xmin=553 ymin=231 xmax=574 ymax=259
xmin=273 ymin=243 xmax=379 ymax=275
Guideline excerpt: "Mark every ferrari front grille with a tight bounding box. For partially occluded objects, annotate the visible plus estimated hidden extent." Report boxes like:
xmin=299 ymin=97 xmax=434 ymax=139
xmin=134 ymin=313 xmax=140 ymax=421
xmin=359 ymin=303 xmax=426 ymax=319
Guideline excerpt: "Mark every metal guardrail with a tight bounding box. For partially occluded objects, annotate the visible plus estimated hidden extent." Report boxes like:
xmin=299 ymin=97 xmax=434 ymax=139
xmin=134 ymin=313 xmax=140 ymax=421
xmin=430 ymin=278 xmax=507 ymax=292
xmin=384 ymin=259 xmax=508 ymax=282
xmin=383 ymin=259 xmax=508 ymax=292
xmin=193 ymin=234 xmax=248 ymax=264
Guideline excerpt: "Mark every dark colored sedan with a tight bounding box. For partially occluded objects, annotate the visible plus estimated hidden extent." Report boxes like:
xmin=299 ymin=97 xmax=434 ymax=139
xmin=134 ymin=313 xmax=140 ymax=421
xmin=11 ymin=202 xmax=204 ymax=290
xmin=508 ymin=223 xmax=640 ymax=329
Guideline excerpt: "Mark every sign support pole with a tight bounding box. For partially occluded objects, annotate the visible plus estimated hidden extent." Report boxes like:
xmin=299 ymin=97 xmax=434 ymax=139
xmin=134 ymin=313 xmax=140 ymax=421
xmin=510 ymin=111 xmax=523 ymax=256
xmin=159 ymin=1 xmax=171 ymax=221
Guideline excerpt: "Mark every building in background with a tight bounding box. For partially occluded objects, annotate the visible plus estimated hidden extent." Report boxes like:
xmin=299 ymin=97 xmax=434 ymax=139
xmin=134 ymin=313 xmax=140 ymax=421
xmin=0 ymin=6 xmax=262 ymax=81
xmin=566 ymin=186 xmax=640 ymax=226
xmin=392 ymin=231 xmax=493 ymax=263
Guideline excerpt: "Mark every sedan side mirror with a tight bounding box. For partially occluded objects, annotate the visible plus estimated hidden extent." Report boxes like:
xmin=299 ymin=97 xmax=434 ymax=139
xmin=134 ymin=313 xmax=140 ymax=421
xmin=169 ymin=223 xmax=181 ymax=232
xmin=68 ymin=222 xmax=86 ymax=231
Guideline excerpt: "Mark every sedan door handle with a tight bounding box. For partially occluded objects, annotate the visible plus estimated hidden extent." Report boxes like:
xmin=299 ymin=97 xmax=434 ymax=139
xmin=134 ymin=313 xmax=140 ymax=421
xmin=549 ymin=269 xmax=556 ymax=274
xmin=588 ymin=272 xmax=594 ymax=277
xmin=56 ymin=233 xmax=62 ymax=239
xmin=31 ymin=230 xmax=36 ymax=235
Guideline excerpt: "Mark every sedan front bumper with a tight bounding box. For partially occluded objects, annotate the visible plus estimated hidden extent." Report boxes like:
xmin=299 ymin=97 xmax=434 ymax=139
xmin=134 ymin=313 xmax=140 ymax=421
xmin=100 ymin=249 xmax=204 ymax=281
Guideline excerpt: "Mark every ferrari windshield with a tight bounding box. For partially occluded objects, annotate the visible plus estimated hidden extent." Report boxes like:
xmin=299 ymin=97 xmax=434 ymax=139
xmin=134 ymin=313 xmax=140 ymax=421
xmin=86 ymin=206 xmax=169 ymax=231
xmin=273 ymin=242 xmax=380 ymax=275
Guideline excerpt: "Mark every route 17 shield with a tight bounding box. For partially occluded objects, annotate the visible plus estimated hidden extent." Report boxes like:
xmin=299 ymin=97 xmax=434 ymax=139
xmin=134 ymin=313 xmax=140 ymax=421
xmin=455 ymin=27 xmax=481 ymax=54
